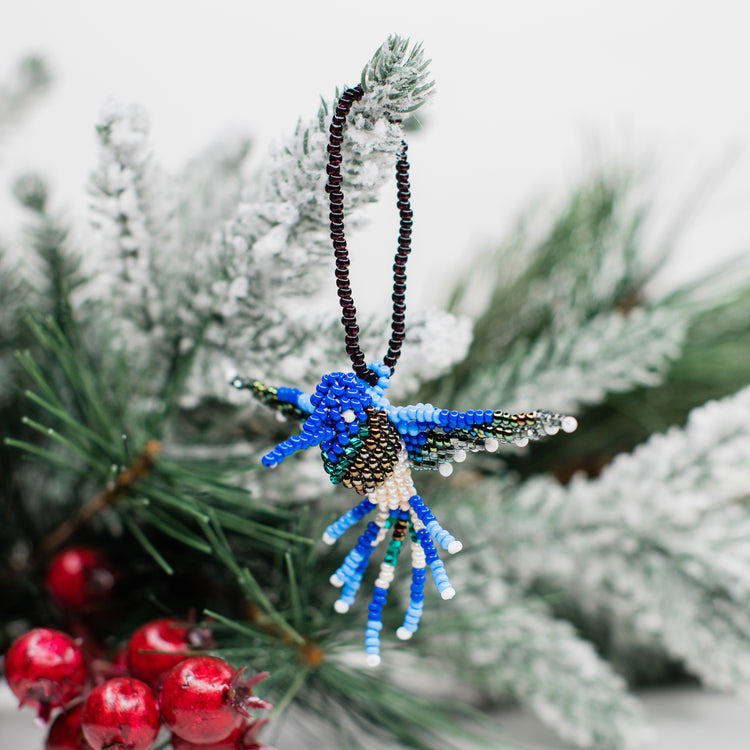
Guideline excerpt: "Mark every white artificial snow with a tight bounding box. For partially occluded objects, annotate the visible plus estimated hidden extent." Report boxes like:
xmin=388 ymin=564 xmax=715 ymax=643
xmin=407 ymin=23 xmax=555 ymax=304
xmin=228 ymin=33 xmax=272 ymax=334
xmin=499 ymin=385 xmax=750 ymax=696
xmin=466 ymin=306 xmax=688 ymax=413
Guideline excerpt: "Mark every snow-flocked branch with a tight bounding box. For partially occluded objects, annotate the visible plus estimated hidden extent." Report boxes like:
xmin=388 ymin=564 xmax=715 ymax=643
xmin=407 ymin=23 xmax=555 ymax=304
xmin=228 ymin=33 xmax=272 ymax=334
xmin=500 ymin=384 xmax=750 ymax=696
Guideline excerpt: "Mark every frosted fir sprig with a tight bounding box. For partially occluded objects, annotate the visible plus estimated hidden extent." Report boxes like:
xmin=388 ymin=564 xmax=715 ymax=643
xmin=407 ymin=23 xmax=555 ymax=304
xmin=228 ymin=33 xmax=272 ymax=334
xmin=428 ymin=482 xmax=648 ymax=750
xmin=374 ymin=310 xmax=473 ymax=399
xmin=187 ymin=36 xmax=436 ymax=400
xmin=451 ymin=600 xmax=648 ymax=750
xmin=174 ymin=132 xmax=252 ymax=253
xmin=0 ymin=252 xmax=26 ymax=404
xmin=499 ymin=384 xmax=750 ymax=696
xmin=508 ymin=176 xmax=653 ymax=333
xmin=360 ymin=37 xmax=434 ymax=114
xmin=85 ymin=101 xmax=175 ymax=346
xmin=463 ymin=306 xmax=688 ymax=412
xmin=440 ymin=174 xmax=673 ymax=417
xmin=0 ymin=55 xmax=51 ymax=131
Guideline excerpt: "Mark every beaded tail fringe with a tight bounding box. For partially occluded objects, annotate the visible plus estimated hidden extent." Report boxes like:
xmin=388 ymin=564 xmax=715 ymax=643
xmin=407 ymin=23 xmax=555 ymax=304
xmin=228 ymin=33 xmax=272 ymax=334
xmin=322 ymin=449 xmax=460 ymax=667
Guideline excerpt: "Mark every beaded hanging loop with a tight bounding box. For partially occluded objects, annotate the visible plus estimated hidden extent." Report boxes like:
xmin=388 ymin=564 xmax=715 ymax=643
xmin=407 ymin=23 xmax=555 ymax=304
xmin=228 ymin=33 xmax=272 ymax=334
xmin=325 ymin=85 xmax=413 ymax=386
xmin=232 ymin=81 xmax=579 ymax=666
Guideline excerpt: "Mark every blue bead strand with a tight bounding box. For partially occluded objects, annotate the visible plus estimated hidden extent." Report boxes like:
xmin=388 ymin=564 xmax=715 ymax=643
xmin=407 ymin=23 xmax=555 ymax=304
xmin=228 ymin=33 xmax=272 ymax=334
xmin=364 ymin=585 xmax=389 ymax=666
xmin=330 ymin=520 xmax=380 ymax=588
xmin=332 ymin=521 xmax=382 ymax=612
xmin=396 ymin=566 xmax=426 ymax=640
xmin=337 ymin=549 xmax=375 ymax=611
xmin=408 ymin=495 xmax=463 ymax=554
xmin=414 ymin=527 xmax=456 ymax=600
xmin=322 ymin=498 xmax=377 ymax=545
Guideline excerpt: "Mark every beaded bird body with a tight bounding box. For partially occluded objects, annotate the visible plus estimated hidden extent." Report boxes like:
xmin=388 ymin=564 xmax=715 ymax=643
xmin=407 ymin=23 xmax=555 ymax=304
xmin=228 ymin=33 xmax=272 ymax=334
xmin=233 ymin=366 xmax=576 ymax=666
xmin=233 ymin=84 xmax=577 ymax=665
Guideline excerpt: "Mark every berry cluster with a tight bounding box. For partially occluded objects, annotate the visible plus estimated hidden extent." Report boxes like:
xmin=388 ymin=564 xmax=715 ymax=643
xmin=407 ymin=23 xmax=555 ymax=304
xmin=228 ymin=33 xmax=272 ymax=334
xmin=5 ymin=618 xmax=273 ymax=750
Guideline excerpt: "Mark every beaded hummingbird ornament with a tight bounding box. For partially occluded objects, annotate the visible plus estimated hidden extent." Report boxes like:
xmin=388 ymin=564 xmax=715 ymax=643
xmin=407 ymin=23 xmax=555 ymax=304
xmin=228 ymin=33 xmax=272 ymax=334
xmin=233 ymin=85 xmax=577 ymax=666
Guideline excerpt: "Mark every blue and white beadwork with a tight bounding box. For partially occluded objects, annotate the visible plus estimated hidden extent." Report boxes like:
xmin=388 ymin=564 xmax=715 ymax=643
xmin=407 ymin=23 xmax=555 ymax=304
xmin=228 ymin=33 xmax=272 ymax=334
xmin=232 ymin=360 xmax=577 ymax=666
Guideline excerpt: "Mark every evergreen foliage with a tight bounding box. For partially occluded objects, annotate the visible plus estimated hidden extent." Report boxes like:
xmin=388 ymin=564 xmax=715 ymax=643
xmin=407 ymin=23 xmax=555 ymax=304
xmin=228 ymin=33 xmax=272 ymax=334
xmin=3 ymin=37 xmax=750 ymax=750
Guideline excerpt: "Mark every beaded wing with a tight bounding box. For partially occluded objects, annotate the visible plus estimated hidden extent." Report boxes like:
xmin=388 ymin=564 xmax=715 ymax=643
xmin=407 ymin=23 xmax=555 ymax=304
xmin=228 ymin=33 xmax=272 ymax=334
xmin=234 ymin=85 xmax=577 ymax=665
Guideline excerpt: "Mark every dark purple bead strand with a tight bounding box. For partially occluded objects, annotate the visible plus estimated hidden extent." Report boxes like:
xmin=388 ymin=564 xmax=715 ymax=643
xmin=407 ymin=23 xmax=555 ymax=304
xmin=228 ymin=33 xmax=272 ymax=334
xmin=383 ymin=141 xmax=412 ymax=373
xmin=327 ymin=92 xmax=414 ymax=384
xmin=326 ymin=84 xmax=377 ymax=385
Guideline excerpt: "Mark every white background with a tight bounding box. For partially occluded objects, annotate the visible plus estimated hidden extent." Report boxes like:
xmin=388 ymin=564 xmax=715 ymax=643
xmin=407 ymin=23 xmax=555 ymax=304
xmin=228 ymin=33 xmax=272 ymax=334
xmin=2 ymin=2 xmax=750 ymax=747
xmin=2 ymin=1 xmax=750 ymax=314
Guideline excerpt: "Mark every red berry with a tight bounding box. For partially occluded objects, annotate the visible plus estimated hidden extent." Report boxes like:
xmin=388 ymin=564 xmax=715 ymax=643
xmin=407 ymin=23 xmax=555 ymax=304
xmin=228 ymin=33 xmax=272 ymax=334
xmin=81 ymin=678 xmax=160 ymax=750
xmin=45 ymin=547 xmax=116 ymax=611
xmin=170 ymin=719 xmax=277 ymax=750
xmin=127 ymin=618 xmax=208 ymax=691
xmin=170 ymin=723 xmax=245 ymax=749
xmin=46 ymin=704 xmax=94 ymax=750
xmin=5 ymin=628 xmax=87 ymax=722
xmin=160 ymin=658 xmax=271 ymax=745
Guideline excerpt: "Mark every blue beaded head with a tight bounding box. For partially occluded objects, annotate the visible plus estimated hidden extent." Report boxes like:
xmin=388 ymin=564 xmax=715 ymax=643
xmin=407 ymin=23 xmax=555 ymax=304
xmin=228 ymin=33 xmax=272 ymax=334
xmin=260 ymin=363 xmax=392 ymax=469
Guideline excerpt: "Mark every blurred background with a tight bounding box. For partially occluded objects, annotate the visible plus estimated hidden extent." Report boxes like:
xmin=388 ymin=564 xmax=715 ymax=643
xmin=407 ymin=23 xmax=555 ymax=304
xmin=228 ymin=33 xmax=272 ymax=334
xmin=2 ymin=0 xmax=749 ymax=312
xmin=2 ymin=2 xmax=750 ymax=748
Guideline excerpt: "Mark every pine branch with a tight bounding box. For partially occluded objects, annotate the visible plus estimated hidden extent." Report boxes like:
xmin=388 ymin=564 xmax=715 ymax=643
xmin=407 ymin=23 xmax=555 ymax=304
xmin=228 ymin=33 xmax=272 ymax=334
xmin=14 ymin=174 xmax=84 ymax=337
xmin=498 ymin=385 xmax=750 ymax=695
xmin=463 ymin=306 xmax=687 ymax=413
xmin=8 ymin=318 xmax=310 ymax=570
xmin=84 ymin=101 xmax=177 ymax=360
xmin=187 ymin=35 xmax=436 ymax=400
xmin=175 ymin=132 xmax=252 ymax=252
xmin=434 ymin=598 xmax=649 ymax=749
xmin=436 ymin=174 xmax=669 ymax=408
xmin=0 ymin=54 xmax=51 ymax=131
